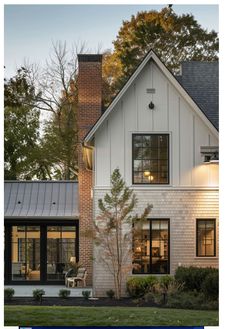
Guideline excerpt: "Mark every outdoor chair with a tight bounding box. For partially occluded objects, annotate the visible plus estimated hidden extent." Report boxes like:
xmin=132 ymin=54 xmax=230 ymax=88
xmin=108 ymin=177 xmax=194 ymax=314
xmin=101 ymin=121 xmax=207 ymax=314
xmin=66 ymin=267 xmax=87 ymax=288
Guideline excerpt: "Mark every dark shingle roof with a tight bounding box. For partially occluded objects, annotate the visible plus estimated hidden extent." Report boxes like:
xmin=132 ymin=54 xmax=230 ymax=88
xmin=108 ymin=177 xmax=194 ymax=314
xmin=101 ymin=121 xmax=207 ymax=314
xmin=176 ymin=61 xmax=219 ymax=130
xmin=4 ymin=181 xmax=79 ymax=219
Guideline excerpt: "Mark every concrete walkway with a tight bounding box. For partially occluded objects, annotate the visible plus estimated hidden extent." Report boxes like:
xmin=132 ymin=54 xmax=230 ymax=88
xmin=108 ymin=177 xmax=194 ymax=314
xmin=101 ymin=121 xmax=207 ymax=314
xmin=4 ymin=285 xmax=93 ymax=297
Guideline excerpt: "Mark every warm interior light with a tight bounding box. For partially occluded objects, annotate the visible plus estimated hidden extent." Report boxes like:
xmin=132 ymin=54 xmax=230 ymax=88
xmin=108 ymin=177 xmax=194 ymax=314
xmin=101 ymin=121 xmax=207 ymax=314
xmin=148 ymin=175 xmax=154 ymax=181
xmin=144 ymin=171 xmax=151 ymax=177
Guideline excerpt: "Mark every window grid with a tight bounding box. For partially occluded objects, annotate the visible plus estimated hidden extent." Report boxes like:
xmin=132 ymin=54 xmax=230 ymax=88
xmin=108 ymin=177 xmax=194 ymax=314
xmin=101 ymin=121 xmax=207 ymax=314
xmin=196 ymin=219 xmax=216 ymax=257
xmin=132 ymin=134 xmax=169 ymax=184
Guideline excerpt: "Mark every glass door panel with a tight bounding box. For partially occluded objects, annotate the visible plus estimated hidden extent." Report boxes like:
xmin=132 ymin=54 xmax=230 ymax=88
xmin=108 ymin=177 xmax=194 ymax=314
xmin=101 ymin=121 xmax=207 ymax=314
xmin=47 ymin=226 xmax=76 ymax=281
xmin=11 ymin=226 xmax=40 ymax=281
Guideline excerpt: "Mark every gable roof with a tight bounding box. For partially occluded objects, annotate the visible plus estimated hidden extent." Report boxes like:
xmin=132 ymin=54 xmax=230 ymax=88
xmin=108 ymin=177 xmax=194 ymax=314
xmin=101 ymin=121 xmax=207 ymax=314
xmin=177 ymin=61 xmax=218 ymax=130
xmin=84 ymin=49 xmax=218 ymax=143
xmin=4 ymin=181 xmax=79 ymax=219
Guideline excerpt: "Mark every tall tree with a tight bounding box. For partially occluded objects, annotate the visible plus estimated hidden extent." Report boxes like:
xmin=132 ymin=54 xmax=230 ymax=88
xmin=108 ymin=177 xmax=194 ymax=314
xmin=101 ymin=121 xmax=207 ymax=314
xmin=103 ymin=6 xmax=219 ymax=106
xmin=4 ymin=67 xmax=41 ymax=180
xmin=93 ymin=169 xmax=153 ymax=299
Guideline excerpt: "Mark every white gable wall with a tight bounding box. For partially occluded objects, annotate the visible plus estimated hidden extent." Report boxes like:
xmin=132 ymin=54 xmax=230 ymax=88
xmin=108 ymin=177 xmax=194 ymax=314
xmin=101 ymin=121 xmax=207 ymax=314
xmin=94 ymin=59 xmax=218 ymax=188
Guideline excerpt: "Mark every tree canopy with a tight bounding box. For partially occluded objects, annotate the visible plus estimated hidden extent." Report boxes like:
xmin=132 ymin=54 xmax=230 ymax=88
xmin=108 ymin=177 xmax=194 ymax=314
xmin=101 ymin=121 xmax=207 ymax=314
xmin=102 ymin=6 xmax=219 ymax=106
xmin=4 ymin=68 xmax=41 ymax=180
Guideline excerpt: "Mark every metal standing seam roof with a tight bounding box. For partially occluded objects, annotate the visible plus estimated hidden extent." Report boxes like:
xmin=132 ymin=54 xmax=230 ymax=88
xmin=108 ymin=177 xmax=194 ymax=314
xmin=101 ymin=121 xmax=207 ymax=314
xmin=4 ymin=181 xmax=79 ymax=219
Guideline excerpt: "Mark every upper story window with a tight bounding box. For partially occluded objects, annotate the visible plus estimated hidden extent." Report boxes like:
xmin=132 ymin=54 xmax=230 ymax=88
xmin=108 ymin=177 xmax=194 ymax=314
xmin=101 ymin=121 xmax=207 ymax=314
xmin=196 ymin=219 xmax=216 ymax=257
xmin=132 ymin=134 xmax=169 ymax=184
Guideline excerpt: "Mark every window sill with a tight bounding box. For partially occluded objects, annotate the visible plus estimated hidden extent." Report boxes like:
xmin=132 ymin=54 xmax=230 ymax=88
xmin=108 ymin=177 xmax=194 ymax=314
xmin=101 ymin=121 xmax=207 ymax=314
xmin=194 ymin=257 xmax=218 ymax=260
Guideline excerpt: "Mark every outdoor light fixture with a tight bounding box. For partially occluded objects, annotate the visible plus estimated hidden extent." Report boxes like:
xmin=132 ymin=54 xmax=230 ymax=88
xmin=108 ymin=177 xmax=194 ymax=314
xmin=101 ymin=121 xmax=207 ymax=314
xmin=200 ymin=146 xmax=219 ymax=164
xmin=148 ymin=101 xmax=154 ymax=109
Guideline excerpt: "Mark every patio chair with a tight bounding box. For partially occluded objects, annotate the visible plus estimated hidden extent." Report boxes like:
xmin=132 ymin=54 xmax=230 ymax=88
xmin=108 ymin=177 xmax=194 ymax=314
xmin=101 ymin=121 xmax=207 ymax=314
xmin=66 ymin=267 xmax=87 ymax=288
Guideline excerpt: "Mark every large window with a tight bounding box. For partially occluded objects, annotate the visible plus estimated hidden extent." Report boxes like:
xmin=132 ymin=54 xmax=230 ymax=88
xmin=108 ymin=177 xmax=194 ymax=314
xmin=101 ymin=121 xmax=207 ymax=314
xmin=197 ymin=219 xmax=216 ymax=257
xmin=133 ymin=219 xmax=169 ymax=274
xmin=47 ymin=226 xmax=76 ymax=281
xmin=11 ymin=226 xmax=40 ymax=281
xmin=6 ymin=223 xmax=78 ymax=283
xmin=132 ymin=134 xmax=169 ymax=184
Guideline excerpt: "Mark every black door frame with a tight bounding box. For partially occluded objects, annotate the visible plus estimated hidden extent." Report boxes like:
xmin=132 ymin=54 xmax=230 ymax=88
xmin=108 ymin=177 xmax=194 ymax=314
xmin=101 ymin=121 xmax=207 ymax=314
xmin=4 ymin=219 xmax=79 ymax=285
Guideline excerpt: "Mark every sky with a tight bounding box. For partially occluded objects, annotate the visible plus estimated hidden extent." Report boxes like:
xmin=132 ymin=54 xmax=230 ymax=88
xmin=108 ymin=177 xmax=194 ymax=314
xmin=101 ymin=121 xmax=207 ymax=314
xmin=4 ymin=4 xmax=219 ymax=78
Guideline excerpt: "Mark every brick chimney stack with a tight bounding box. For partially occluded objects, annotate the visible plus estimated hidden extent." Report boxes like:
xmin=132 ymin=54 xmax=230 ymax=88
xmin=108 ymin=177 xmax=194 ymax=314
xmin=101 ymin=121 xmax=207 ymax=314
xmin=77 ymin=54 xmax=102 ymax=285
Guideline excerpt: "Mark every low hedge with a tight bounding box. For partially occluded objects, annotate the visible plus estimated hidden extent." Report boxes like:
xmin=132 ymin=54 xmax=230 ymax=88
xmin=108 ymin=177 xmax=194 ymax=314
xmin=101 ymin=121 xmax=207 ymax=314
xmin=175 ymin=266 xmax=218 ymax=293
xmin=126 ymin=276 xmax=159 ymax=298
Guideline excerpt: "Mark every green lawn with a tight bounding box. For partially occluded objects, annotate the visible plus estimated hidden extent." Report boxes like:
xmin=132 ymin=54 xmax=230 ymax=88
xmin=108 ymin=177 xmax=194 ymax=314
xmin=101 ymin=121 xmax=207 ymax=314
xmin=4 ymin=305 xmax=218 ymax=326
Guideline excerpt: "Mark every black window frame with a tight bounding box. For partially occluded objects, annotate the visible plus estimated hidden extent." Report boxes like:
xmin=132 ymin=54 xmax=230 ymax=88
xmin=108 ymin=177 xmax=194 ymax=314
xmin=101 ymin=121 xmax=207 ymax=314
xmin=196 ymin=219 xmax=216 ymax=257
xmin=132 ymin=133 xmax=170 ymax=185
xmin=4 ymin=219 xmax=79 ymax=285
xmin=132 ymin=218 xmax=170 ymax=275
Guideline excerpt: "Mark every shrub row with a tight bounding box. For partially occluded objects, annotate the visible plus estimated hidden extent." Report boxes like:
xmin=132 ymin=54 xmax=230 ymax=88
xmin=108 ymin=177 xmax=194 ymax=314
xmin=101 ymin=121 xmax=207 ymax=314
xmin=175 ymin=266 xmax=218 ymax=300
xmin=127 ymin=266 xmax=218 ymax=301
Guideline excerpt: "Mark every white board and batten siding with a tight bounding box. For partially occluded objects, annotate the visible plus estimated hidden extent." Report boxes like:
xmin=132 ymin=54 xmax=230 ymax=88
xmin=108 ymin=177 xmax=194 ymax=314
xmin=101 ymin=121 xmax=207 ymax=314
xmin=95 ymin=59 xmax=218 ymax=188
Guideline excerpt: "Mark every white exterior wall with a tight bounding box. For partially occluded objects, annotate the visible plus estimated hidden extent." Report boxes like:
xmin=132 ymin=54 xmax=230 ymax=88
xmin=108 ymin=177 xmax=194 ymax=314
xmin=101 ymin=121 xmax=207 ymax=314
xmin=92 ymin=58 xmax=219 ymax=297
xmin=94 ymin=60 xmax=218 ymax=187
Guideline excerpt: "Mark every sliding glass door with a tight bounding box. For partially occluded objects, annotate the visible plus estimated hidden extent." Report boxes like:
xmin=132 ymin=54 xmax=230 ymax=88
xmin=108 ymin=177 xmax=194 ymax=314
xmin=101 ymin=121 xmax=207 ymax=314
xmin=5 ymin=222 xmax=78 ymax=284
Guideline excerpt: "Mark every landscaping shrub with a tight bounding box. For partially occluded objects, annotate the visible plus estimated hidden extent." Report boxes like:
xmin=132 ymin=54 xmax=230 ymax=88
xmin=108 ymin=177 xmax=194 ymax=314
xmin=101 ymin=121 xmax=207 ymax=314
xmin=201 ymin=270 xmax=219 ymax=300
xmin=59 ymin=289 xmax=71 ymax=299
xmin=175 ymin=266 xmax=218 ymax=293
xmin=152 ymin=275 xmax=183 ymax=305
xmin=126 ymin=276 xmax=158 ymax=298
xmin=82 ymin=290 xmax=91 ymax=300
xmin=144 ymin=292 xmax=156 ymax=303
xmin=4 ymin=288 xmax=14 ymax=301
xmin=106 ymin=289 xmax=115 ymax=299
xmin=33 ymin=289 xmax=45 ymax=304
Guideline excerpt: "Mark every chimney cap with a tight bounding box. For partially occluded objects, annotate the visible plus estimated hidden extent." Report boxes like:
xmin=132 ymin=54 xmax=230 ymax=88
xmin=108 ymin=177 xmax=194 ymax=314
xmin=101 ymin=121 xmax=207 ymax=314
xmin=77 ymin=54 xmax=102 ymax=63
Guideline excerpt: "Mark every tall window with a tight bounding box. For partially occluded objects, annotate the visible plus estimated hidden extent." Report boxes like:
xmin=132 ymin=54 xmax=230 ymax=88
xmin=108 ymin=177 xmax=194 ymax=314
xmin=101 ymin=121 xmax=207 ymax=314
xmin=11 ymin=226 xmax=40 ymax=281
xmin=47 ymin=226 xmax=76 ymax=281
xmin=133 ymin=134 xmax=169 ymax=184
xmin=197 ymin=219 xmax=216 ymax=257
xmin=133 ymin=219 xmax=169 ymax=274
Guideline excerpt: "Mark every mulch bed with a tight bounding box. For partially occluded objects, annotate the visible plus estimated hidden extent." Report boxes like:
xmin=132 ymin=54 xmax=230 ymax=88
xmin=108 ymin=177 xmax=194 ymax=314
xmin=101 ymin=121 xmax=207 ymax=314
xmin=4 ymin=297 xmax=157 ymax=307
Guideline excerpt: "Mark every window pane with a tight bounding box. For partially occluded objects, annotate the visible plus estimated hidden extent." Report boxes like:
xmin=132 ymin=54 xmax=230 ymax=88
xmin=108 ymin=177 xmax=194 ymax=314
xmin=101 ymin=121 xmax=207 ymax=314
xmin=133 ymin=220 xmax=169 ymax=274
xmin=11 ymin=226 xmax=40 ymax=281
xmin=47 ymin=226 xmax=76 ymax=281
xmin=133 ymin=134 xmax=169 ymax=184
xmin=197 ymin=220 xmax=215 ymax=257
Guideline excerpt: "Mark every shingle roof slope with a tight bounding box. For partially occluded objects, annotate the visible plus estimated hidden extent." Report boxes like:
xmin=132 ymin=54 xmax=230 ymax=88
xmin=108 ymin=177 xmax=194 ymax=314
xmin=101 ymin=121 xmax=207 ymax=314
xmin=4 ymin=181 xmax=79 ymax=218
xmin=176 ymin=61 xmax=219 ymax=130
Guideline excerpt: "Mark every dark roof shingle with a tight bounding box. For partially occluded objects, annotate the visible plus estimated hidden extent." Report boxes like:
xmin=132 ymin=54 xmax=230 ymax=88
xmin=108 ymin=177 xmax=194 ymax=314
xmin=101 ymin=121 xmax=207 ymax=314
xmin=176 ymin=61 xmax=219 ymax=130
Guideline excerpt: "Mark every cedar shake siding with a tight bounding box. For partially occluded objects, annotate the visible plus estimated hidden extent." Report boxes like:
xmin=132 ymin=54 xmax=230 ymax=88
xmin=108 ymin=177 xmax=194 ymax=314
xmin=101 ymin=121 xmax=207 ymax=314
xmin=93 ymin=188 xmax=219 ymax=297
xmin=78 ymin=54 xmax=102 ymax=286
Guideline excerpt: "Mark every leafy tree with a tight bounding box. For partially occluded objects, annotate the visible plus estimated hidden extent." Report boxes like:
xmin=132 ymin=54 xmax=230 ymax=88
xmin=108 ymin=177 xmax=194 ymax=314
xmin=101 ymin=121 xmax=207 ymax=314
xmin=4 ymin=68 xmax=41 ymax=179
xmin=93 ymin=169 xmax=152 ymax=299
xmin=103 ymin=6 xmax=219 ymax=106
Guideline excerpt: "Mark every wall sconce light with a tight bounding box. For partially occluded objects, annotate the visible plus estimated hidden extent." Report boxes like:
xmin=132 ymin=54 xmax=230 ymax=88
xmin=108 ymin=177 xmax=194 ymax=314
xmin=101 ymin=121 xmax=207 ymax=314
xmin=201 ymin=146 xmax=219 ymax=164
xmin=148 ymin=101 xmax=154 ymax=109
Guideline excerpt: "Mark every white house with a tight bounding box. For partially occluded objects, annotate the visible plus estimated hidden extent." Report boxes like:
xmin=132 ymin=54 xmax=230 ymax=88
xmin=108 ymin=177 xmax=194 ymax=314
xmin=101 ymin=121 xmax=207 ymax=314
xmin=4 ymin=50 xmax=218 ymax=297
xmin=84 ymin=50 xmax=219 ymax=296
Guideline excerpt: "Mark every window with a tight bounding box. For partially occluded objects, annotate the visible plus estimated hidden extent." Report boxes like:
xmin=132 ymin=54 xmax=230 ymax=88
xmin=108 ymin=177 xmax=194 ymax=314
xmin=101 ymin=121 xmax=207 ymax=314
xmin=132 ymin=134 xmax=169 ymax=184
xmin=6 ymin=223 xmax=78 ymax=283
xmin=133 ymin=219 xmax=169 ymax=274
xmin=197 ymin=219 xmax=216 ymax=257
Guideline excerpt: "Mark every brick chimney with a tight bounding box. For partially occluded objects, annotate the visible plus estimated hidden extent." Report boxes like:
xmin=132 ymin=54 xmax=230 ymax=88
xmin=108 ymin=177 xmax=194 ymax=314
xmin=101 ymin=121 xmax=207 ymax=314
xmin=77 ymin=54 xmax=102 ymax=285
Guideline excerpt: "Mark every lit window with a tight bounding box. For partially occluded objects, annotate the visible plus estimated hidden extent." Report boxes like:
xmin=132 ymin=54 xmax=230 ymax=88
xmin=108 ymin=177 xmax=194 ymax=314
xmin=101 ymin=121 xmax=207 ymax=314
xmin=133 ymin=134 xmax=169 ymax=184
xmin=133 ymin=219 xmax=169 ymax=274
xmin=197 ymin=219 xmax=216 ymax=257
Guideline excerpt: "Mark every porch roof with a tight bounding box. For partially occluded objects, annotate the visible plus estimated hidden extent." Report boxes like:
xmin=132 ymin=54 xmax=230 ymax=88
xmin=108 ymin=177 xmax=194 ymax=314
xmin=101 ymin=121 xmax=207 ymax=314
xmin=4 ymin=181 xmax=79 ymax=219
